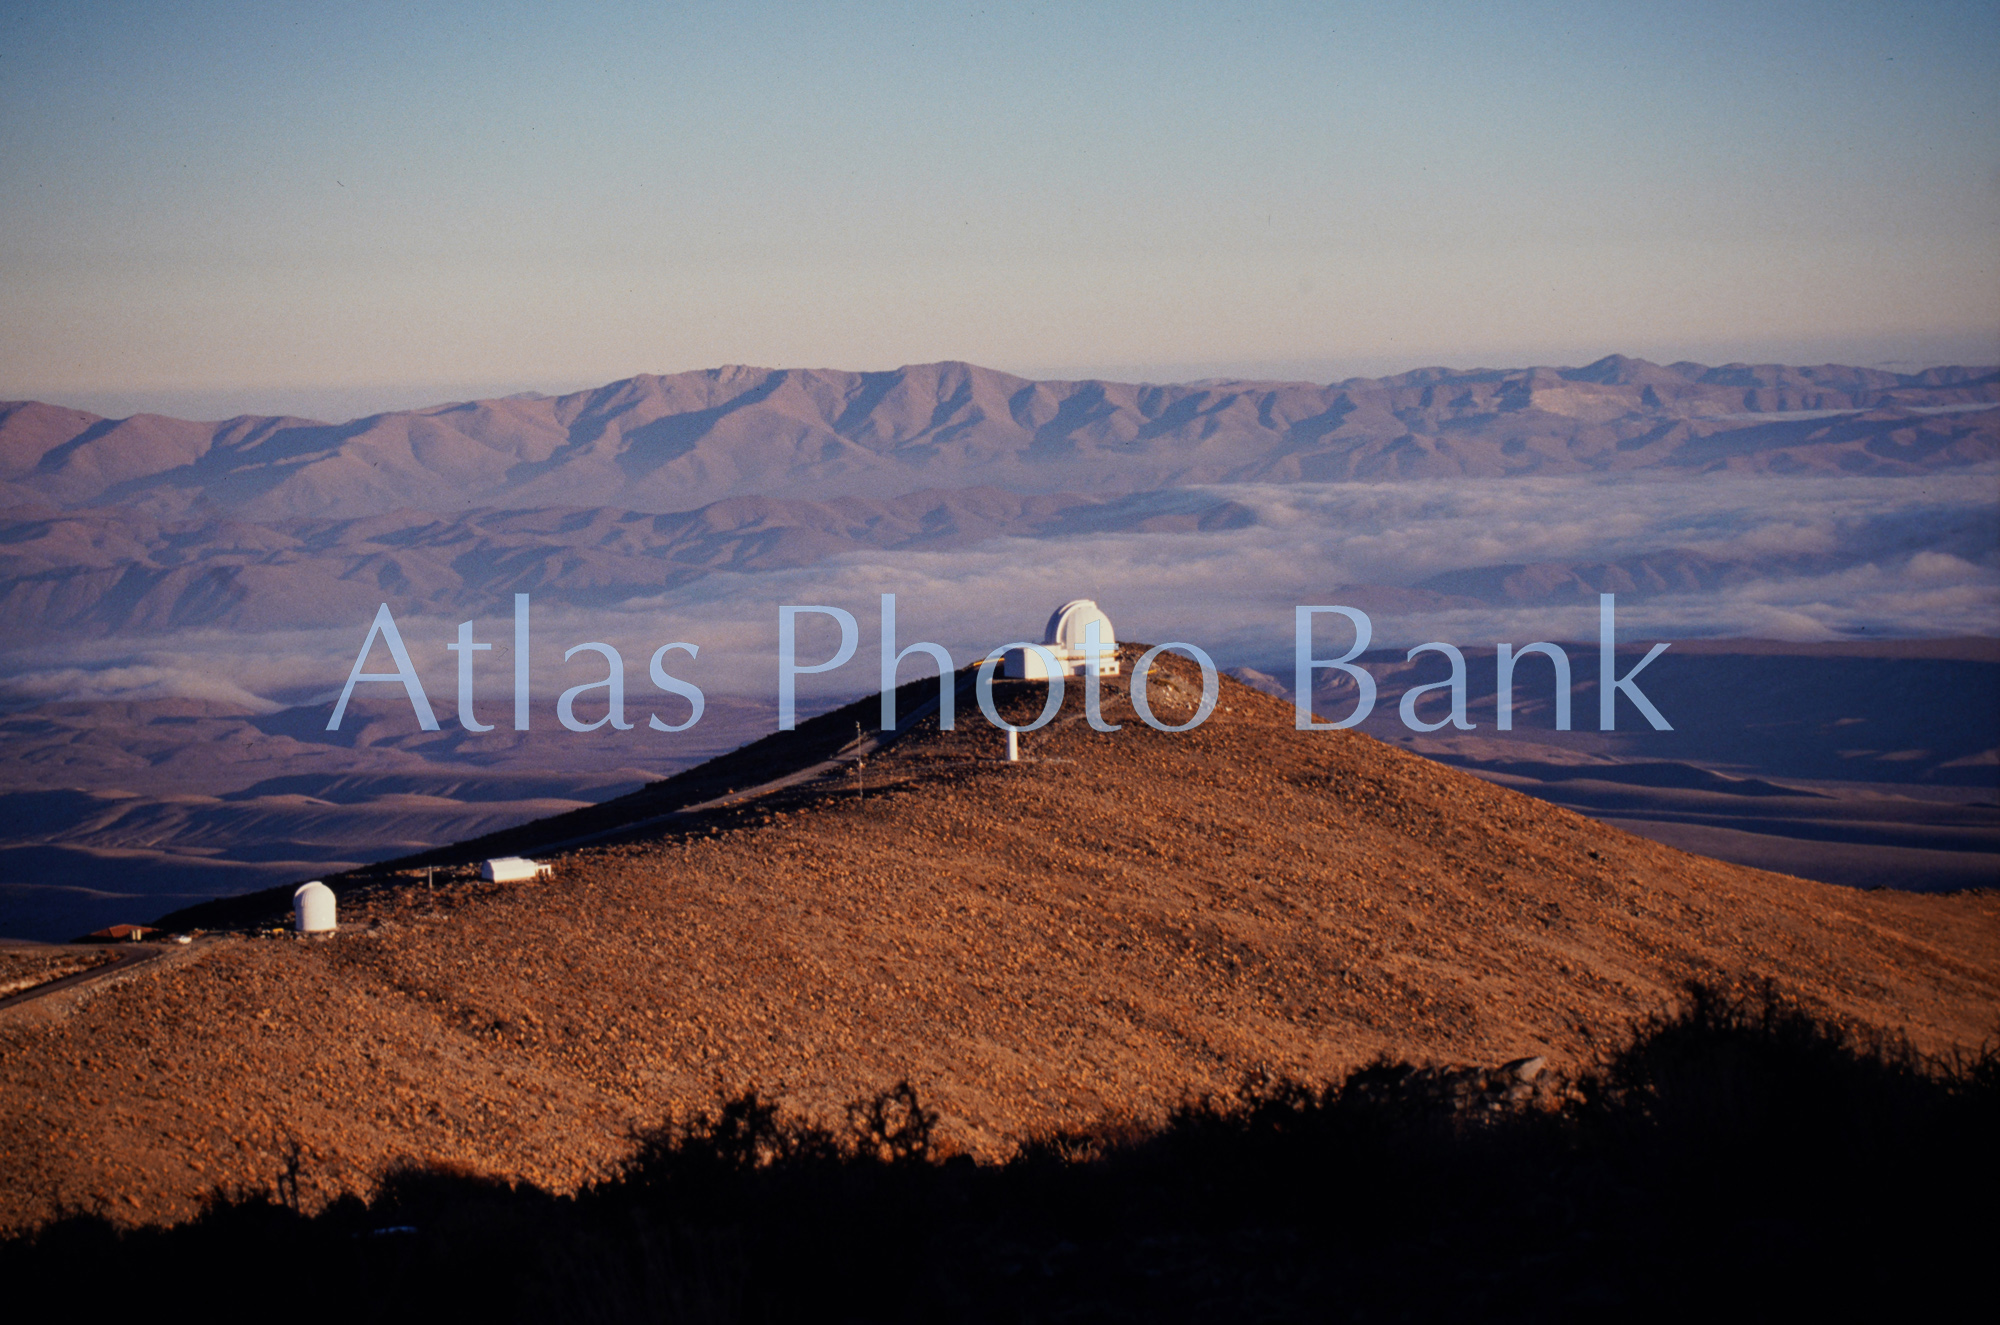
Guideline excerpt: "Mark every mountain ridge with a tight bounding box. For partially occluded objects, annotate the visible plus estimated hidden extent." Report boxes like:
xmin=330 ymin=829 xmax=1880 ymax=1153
xmin=5 ymin=357 xmax=1994 ymax=520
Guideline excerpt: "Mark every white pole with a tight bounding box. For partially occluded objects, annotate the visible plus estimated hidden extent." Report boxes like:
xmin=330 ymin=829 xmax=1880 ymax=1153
xmin=1006 ymin=728 xmax=1019 ymax=762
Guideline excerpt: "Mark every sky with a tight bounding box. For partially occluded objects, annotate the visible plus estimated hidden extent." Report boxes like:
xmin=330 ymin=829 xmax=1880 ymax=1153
xmin=3 ymin=0 xmax=1997 ymax=421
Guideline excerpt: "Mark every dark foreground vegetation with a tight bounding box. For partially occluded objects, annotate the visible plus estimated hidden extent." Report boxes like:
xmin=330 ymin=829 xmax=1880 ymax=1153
xmin=9 ymin=984 xmax=1993 ymax=1321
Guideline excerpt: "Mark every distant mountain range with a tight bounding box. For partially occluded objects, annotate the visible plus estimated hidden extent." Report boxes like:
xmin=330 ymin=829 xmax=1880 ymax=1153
xmin=0 ymin=357 xmax=1993 ymax=636
xmin=0 ymin=489 xmax=1253 ymax=634
xmin=4 ymin=357 xmax=1994 ymax=521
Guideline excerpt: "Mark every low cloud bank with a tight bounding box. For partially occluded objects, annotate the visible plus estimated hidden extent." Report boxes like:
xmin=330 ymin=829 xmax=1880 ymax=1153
xmin=2 ymin=473 xmax=1992 ymax=713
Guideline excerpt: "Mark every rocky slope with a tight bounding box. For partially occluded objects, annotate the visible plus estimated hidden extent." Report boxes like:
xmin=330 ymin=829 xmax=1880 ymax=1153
xmin=1 ymin=654 xmax=1992 ymax=1231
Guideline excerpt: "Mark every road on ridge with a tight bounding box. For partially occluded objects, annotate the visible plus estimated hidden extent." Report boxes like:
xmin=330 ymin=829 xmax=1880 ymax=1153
xmin=0 ymin=939 xmax=208 ymax=1014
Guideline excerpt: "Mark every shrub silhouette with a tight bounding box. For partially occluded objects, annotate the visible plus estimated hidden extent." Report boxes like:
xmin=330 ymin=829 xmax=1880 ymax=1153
xmin=846 ymin=1079 xmax=940 ymax=1164
xmin=4 ymin=983 xmax=1991 ymax=1322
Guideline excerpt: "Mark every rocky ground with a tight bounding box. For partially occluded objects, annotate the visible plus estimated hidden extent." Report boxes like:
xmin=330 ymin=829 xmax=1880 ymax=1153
xmin=2 ymin=650 xmax=1994 ymax=1231
xmin=0 ymin=943 xmax=113 ymax=999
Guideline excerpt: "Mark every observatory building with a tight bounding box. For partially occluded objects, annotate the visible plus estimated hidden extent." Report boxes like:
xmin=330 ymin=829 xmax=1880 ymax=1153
xmin=1003 ymin=599 xmax=1121 ymax=679
xmin=294 ymin=881 xmax=336 ymax=933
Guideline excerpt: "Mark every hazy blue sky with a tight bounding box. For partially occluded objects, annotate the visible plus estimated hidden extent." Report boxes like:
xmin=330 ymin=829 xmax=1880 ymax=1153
xmin=3 ymin=0 xmax=1996 ymax=419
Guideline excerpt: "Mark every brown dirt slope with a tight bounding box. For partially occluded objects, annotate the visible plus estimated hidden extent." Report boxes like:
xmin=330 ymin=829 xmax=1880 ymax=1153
xmin=1 ymin=649 xmax=1994 ymax=1231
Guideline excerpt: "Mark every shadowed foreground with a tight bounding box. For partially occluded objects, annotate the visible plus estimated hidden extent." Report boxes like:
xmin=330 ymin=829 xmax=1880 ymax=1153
xmin=6 ymin=985 xmax=1991 ymax=1321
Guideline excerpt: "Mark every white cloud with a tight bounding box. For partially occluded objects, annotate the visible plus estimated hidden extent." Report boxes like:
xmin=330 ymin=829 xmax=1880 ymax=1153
xmin=3 ymin=471 xmax=1994 ymax=708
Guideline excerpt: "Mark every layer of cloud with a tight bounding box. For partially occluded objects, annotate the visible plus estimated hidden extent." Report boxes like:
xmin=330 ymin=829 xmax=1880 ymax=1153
xmin=2 ymin=472 xmax=1993 ymax=716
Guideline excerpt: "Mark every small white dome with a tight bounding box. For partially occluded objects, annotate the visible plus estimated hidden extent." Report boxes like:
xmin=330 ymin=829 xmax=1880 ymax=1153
xmin=1043 ymin=599 xmax=1116 ymax=653
xmin=293 ymin=881 xmax=336 ymax=933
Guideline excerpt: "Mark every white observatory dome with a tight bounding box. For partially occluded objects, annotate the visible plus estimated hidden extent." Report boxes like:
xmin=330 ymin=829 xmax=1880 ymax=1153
xmin=293 ymin=881 xmax=336 ymax=933
xmin=1004 ymin=599 xmax=1121 ymax=679
xmin=1045 ymin=599 xmax=1117 ymax=654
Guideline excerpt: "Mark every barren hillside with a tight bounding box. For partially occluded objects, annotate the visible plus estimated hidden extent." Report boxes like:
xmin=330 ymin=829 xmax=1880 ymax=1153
xmin=1 ymin=651 xmax=1992 ymax=1231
